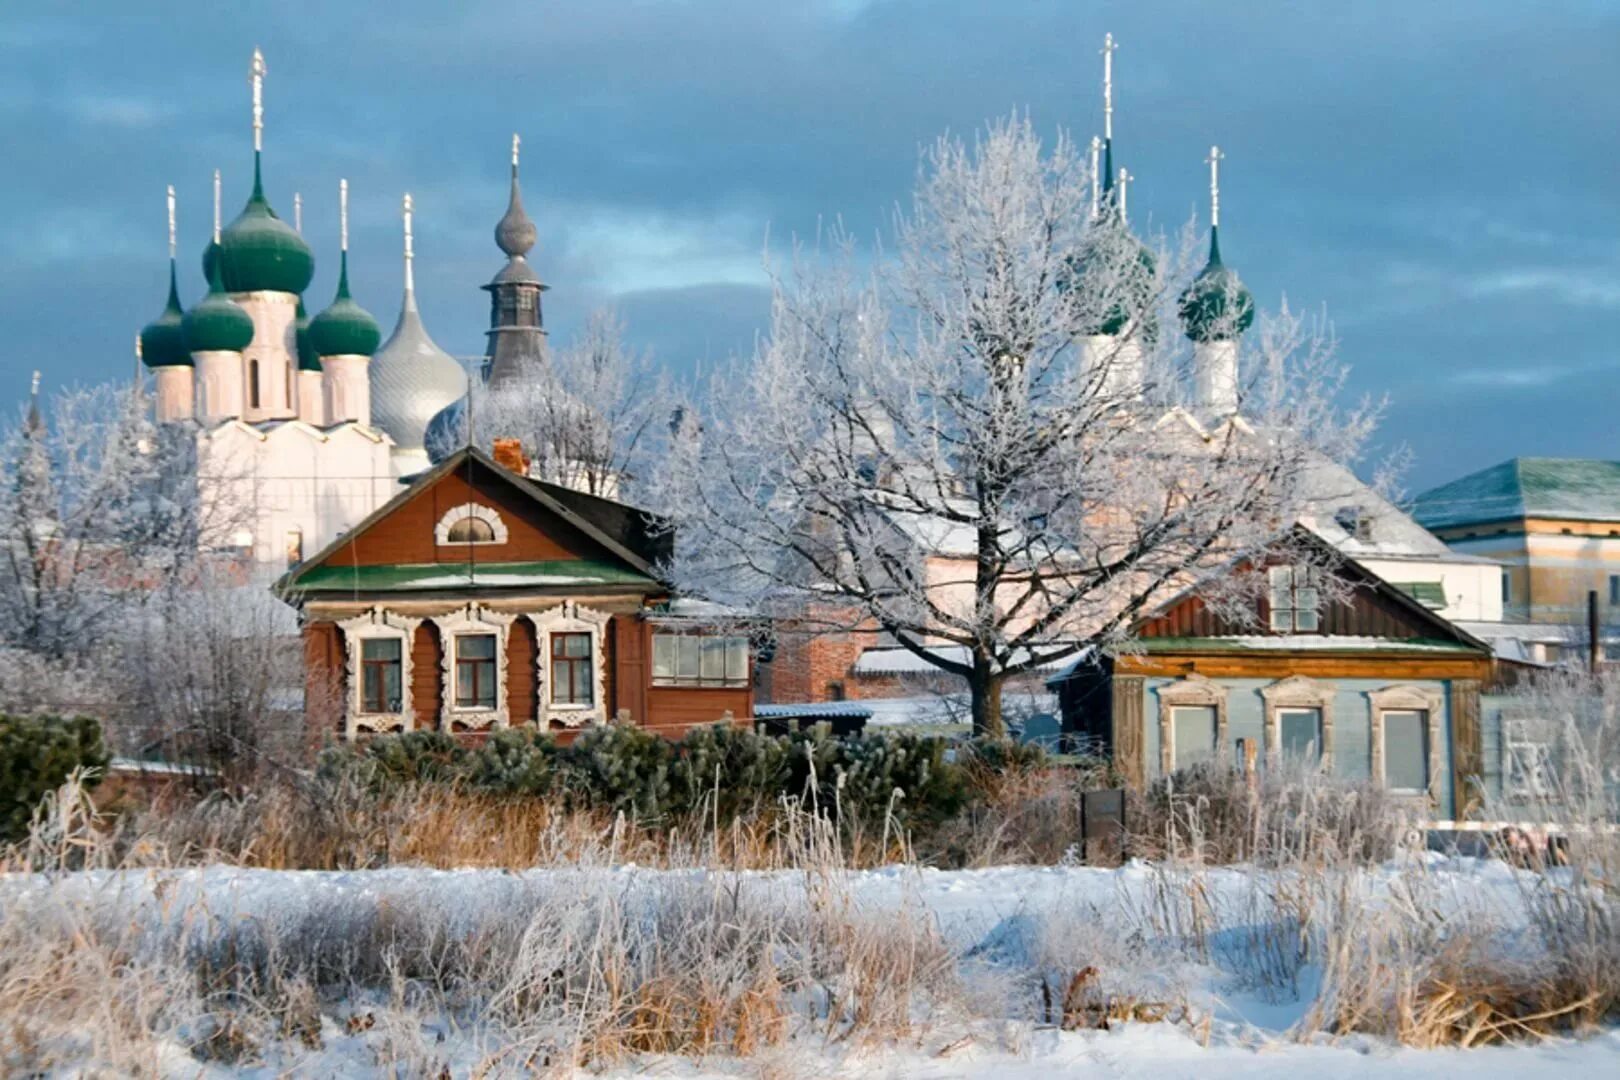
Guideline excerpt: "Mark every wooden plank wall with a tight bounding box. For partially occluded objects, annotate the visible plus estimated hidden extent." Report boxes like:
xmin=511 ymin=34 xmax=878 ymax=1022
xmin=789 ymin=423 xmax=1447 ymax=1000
xmin=1451 ymin=678 xmax=1483 ymax=818
xmin=1112 ymin=676 xmax=1145 ymax=788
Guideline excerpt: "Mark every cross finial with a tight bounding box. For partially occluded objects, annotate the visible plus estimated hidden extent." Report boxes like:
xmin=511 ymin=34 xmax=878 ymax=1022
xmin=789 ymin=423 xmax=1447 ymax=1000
xmin=212 ymin=168 xmax=222 ymax=243
xmin=511 ymin=132 xmax=521 ymax=173
xmin=1101 ymin=32 xmax=1117 ymax=140
xmin=250 ymin=48 xmax=266 ymax=152
xmin=1118 ymin=167 xmax=1132 ymax=225
xmin=1206 ymin=145 xmax=1224 ymax=228
xmin=1090 ymin=136 xmax=1101 ymax=219
xmin=293 ymin=191 xmax=302 ymax=234
xmin=166 ymin=184 xmax=176 ymax=259
xmin=402 ymin=192 xmax=415 ymax=292
xmin=339 ymin=178 xmax=349 ymax=252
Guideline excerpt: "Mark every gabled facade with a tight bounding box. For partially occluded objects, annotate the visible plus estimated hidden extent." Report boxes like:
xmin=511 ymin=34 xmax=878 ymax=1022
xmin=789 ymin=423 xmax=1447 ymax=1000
xmin=276 ymin=447 xmax=752 ymax=744
xmin=1050 ymin=529 xmax=1493 ymax=816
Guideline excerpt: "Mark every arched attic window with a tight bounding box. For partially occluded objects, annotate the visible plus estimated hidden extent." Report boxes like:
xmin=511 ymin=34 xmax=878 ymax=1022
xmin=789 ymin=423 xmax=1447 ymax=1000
xmin=434 ymin=502 xmax=509 ymax=546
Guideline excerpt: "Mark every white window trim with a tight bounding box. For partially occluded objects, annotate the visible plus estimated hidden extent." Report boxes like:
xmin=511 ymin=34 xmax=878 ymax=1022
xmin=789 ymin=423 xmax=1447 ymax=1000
xmin=338 ymin=607 xmax=422 ymax=739
xmin=434 ymin=502 xmax=509 ymax=547
xmin=430 ymin=604 xmax=516 ymax=730
xmin=528 ymin=601 xmax=612 ymax=728
xmin=1260 ymin=675 xmax=1336 ymax=770
xmin=1156 ymin=673 xmax=1228 ymax=776
xmin=1368 ymin=684 xmax=1444 ymax=799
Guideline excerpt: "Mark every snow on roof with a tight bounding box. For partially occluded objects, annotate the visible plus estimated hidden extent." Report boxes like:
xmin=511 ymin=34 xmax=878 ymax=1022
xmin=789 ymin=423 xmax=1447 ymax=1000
xmin=1297 ymin=455 xmax=1459 ymax=560
xmin=1147 ymin=634 xmax=1477 ymax=653
xmin=1409 ymin=457 xmax=1620 ymax=530
xmin=754 ymin=702 xmax=874 ymax=719
xmin=853 ymin=643 xmax=1081 ymax=675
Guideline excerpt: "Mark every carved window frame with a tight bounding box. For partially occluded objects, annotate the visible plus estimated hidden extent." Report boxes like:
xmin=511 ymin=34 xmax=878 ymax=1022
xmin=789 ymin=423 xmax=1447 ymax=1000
xmin=433 ymin=502 xmax=509 ymax=547
xmin=430 ymin=604 xmax=517 ymax=730
xmin=528 ymin=601 xmax=613 ymax=728
xmin=1155 ymin=673 xmax=1229 ymax=776
xmin=1260 ymin=675 xmax=1336 ymax=770
xmin=338 ymin=607 xmax=422 ymax=739
xmin=1368 ymin=684 xmax=1445 ymax=800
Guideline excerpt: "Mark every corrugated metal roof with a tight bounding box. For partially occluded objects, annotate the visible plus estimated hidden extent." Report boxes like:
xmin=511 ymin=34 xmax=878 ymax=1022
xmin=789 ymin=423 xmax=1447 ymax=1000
xmin=285 ymin=558 xmax=656 ymax=594
xmin=1409 ymin=458 xmax=1620 ymax=530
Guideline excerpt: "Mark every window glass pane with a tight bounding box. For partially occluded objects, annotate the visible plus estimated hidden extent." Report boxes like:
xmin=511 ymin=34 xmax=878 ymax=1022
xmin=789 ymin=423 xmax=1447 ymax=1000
xmin=446 ymin=517 xmax=496 ymax=543
xmin=726 ymin=638 xmax=749 ymax=682
xmin=1269 ymin=607 xmax=1293 ymax=632
xmin=563 ymin=632 xmax=591 ymax=658
xmin=1278 ymin=707 xmax=1322 ymax=761
xmin=653 ymin=635 xmax=675 ymax=679
xmin=457 ymin=663 xmax=475 ymax=705
xmin=362 ymin=638 xmax=402 ymax=662
xmin=1383 ymin=710 xmax=1428 ymax=791
xmin=552 ymin=660 xmax=571 ymax=702
xmin=1294 ymin=608 xmax=1320 ymax=631
xmin=382 ymin=664 xmax=402 ymax=712
xmin=677 ymin=637 xmax=700 ymax=679
xmin=474 ymin=662 xmax=495 ymax=707
xmin=574 ymin=663 xmax=593 ymax=704
xmin=460 ymin=634 xmax=496 ymax=660
xmin=700 ymin=638 xmax=726 ymax=680
xmin=1172 ymin=706 xmax=1217 ymax=770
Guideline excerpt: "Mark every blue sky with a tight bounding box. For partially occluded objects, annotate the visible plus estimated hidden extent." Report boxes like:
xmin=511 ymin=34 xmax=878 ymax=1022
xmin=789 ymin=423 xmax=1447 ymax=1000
xmin=3 ymin=1 xmax=1617 ymax=491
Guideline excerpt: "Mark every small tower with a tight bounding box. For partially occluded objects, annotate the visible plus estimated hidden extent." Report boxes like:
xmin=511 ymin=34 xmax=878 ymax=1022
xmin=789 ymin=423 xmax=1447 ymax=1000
xmin=1180 ymin=146 xmax=1254 ymax=417
xmin=140 ymin=185 xmax=195 ymax=423
xmin=185 ymin=170 xmax=256 ymax=422
xmin=310 ymin=179 xmax=382 ymax=425
xmin=485 ymin=133 xmax=548 ymax=385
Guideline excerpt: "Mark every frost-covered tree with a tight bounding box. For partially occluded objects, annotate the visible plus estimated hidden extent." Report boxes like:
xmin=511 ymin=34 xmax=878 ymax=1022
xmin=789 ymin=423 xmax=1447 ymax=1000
xmin=654 ymin=115 xmax=1376 ymax=737
xmin=436 ymin=310 xmax=667 ymax=500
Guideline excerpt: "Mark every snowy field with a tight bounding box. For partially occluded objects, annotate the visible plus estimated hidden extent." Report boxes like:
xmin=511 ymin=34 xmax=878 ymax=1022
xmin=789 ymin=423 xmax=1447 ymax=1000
xmin=2 ymin=857 xmax=1616 ymax=1076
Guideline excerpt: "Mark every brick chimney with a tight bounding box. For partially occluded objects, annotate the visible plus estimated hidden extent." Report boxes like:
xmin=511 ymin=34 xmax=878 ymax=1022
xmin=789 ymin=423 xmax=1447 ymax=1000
xmin=492 ymin=437 xmax=529 ymax=476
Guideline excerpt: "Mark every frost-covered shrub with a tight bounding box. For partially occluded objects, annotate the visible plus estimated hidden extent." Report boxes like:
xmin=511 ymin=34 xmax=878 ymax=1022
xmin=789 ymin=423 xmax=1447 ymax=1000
xmin=467 ymin=728 xmax=558 ymax=797
xmin=669 ymin=723 xmax=789 ymax=819
xmin=316 ymin=729 xmax=468 ymax=791
xmin=782 ymin=729 xmax=965 ymax=829
xmin=0 ymin=713 xmax=107 ymax=841
xmin=561 ymin=724 xmax=674 ymax=819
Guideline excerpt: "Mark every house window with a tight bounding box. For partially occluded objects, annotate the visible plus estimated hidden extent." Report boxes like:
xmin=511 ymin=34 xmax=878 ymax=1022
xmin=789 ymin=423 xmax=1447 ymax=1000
xmin=550 ymin=632 xmax=594 ymax=706
xmin=360 ymin=638 xmax=403 ymax=714
xmin=1268 ymin=565 xmax=1321 ymax=632
xmin=1170 ymin=705 xmax=1218 ymax=771
xmin=1277 ymin=707 xmax=1324 ymax=763
xmin=1609 ymin=574 xmax=1619 ymax=606
xmin=446 ymin=516 xmax=496 ymax=544
xmin=1381 ymin=709 xmax=1429 ymax=793
xmin=285 ymin=528 xmax=304 ymax=568
xmin=651 ymin=633 xmax=751 ymax=687
xmin=1501 ymin=570 xmax=1512 ymax=605
xmin=249 ymin=358 xmax=260 ymax=409
xmin=455 ymin=633 xmax=498 ymax=709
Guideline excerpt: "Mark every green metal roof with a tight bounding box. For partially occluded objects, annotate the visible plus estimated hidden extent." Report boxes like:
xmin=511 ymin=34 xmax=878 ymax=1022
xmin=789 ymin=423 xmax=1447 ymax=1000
xmin=139 ymin=260 xmax=190 ymax=368
xmin=283 ymin=558 xmax=658 ymax=594
xmin=204 ymin=152 xmax=315 ymax=296
xmin=308 ymin=251 xmax=381 ymax=358
xmin=1409 ymin=458 xmax=1620 ymax=529
xmin=1179 ymin=226 xmax=1254 ymax=343
xmin=182 ymin=254 xmax=254 ymax=354
xmin=1135 ymin=636 xmax=1479 ymax=655
xmin=1392 ymin=581 xmax=1447 ymax=609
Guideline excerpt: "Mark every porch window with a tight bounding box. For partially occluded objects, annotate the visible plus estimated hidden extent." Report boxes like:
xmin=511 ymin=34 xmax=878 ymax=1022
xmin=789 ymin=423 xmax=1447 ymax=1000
xmin=1277 ymin=707 xmax=1324 ymax=763
xmin=1268 ymin=564 xmax=1321 ymax=632
xmin=651 ymin=634 xmax=750 ymax=687
xmin=550 ymin=632 xmax=594 ymax=706
xmin=360 ymin=638 xmax=403 ymax=714
xmin=455 ymin=633 xmax=498 ymax=709
xmin=1381 ymin=709 xmax=1429 ymax=793
xmin=1170 ymin=705 xmax=1218 ymax=771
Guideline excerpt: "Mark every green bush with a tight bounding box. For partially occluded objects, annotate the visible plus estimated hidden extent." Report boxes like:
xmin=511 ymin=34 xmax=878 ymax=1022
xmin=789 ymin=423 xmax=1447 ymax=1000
xmin=561 ymin=724 xmax=674 ymax=819
xmin=670 ymin=723 xmax=790 ymax=819
xmin=467 ymin=727 xmax=558 ymax=797
xmin=316 ymin=729 xmax=467 ymax=791
xmin=0 ymin=714 xmax=108 ymax=842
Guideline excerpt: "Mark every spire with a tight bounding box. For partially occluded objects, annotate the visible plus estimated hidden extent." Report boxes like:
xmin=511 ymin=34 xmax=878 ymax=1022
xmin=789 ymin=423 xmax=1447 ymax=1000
xmin=1089 ymin=136 xmax=1101 ymax=219
xmin=212 ymin=168 xmax=222 ymax=243
xmin=1206 ymin=144 xmax=1224 ymax=264
xmin=164 ymin=183 xmax=181 ymax=307
xmin=495 ymin=132 xmax=537 ymax=257
xmin=250 ymin=48 xmax=266 ymax=154
xmin=1117 ymin=168 xmax=1131 ymax=227
xmin=337 ymin=177 xmax=351 ymax=296
xmin=402 ymin=192 xmax=415 ymax=298
xmin=1100 ymin=33 xmax=1118 ymax=199
xmin=25 ymin=371 xmax=42 ymax=434
xmin=294 ymin=191 xmax=302 ymax=234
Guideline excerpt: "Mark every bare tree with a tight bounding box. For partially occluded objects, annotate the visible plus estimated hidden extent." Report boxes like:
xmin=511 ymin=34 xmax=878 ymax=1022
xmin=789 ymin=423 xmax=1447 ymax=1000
xmin=442 ymin=310 xmax=668 ymax=500
xmin=653 ymin=114 xmax=1376 ymax=737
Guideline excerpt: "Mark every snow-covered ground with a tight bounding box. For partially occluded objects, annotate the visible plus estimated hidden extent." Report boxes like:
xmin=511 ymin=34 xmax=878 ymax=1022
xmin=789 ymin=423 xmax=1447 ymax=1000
xmin=2 ymin=858 xmax=1615 ymax=1076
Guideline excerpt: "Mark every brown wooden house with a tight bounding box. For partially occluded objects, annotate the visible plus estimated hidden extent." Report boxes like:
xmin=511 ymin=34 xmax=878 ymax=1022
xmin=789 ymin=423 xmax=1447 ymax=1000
xmin=1050 ymin=528 xmax=1494 ymax=817
xmin=276 ymin=446 xmax=754 ymax=745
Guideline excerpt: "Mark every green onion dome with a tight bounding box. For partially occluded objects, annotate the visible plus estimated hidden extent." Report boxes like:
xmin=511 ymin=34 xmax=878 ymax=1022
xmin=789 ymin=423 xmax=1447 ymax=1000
xmin=203 ymin=153 xmax=315 ymax=295
xmin=182 ymin=254 xmax=255 ymax=353
xmin=294 ymin=298 xmax=320 ymax=371
xmin=1062 ymin=217 xmax=1159 ymax=338
xmin=139 ymin=261 xmax=190 ymax=368
xmin=1179 ymin=227 xmax=1254 ymax=343
xmin=308 ymin=252 xmax=381 ymax=357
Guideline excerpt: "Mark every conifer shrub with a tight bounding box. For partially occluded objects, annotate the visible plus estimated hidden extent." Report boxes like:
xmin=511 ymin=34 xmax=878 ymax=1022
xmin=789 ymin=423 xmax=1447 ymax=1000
xmin=316 ymin=729 xmax=467 ymax=791
xmin=561 ymin=724 xmax=674 ymax=819
xmin=669 ymin=723 xmax=790 ymax=819
xmin=467 ymin=727 xmax=558 ymax=797
xmin=0 ymin=714 xmax=108 ymax=841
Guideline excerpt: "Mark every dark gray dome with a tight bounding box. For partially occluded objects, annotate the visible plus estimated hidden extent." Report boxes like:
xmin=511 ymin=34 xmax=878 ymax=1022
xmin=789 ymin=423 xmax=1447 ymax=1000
xmin=494 ymin=169 xmax=536 ymax=257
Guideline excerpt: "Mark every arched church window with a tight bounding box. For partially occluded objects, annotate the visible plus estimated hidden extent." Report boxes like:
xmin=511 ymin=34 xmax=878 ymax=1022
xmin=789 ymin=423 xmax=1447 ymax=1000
xmin=249 ymin=359 xmax=261 ymax=409
xmin=446 ymin=516 xmax=496 ymax=544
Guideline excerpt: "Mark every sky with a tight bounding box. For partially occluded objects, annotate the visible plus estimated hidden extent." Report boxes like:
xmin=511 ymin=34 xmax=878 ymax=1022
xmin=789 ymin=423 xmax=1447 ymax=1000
xmin=2 ymin=1 xmax=1617 ymax=492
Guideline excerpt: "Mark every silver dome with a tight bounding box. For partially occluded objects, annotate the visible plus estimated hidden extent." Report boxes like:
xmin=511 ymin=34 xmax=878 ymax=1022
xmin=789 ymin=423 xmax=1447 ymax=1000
xmin=370 ymin=290 xmax=468 ymax=452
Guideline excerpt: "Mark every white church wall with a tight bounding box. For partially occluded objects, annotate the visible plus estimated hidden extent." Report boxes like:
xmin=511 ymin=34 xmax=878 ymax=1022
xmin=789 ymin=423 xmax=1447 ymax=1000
xmin=237 ymin=292 xmax=299 ymax=422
